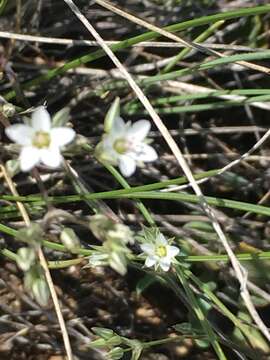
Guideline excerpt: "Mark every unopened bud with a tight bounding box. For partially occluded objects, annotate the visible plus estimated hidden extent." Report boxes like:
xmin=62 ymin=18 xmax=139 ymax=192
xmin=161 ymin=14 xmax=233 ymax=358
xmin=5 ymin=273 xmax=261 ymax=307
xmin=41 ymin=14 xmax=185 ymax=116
xmin=107 ymin=335 xmax=122 ymax=347
xmin=89 ymin=338 xmax=107 ymax=348
xmin=16 ymin=247 xmax=36 ymax=272
xmin=106 ymin=347 xmax=124 ymax=360
xmin=32 ymin=278 xmax=50 ymax=307
xmin=109 ymin=251 xmax=127 ymax=276
xmin=60 ymin=228 xmax=80 ymax=253
xmin=89 ymin=214 xmax=112 ymax=240
xmin=92 ymin=327 xmax=114 ymax=340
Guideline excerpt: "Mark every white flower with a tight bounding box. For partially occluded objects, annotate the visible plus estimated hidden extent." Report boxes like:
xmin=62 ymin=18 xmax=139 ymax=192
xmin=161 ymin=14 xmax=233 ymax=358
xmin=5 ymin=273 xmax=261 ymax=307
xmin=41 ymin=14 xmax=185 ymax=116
xmin=140 ymin=233 xmax=179 ymax=272
xmin=97 ymin=117 xmax=158 ymax=177
xmin=5 ymin=106 xmax=75 ymax=172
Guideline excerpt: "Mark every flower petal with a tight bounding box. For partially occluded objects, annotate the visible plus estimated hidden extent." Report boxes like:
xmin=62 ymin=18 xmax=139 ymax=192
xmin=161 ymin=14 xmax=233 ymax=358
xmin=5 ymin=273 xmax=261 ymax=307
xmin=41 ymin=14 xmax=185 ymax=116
xmin=118 ymin=155 xmax=136 ymax=177
xmin=5 ymin=124 xmax=34 ymax=146
xmin=96 ymin=138 xmax=118 ymax=164
xmin=133 ymin=143 xmax=158 ymax=162
xmin=31 ymin=106 xmax=51 ymax=132
xmin=127 ymin=120 xmax=151 ymax=141
xmin=111 ymin=116 xmax=126 ymax=135
xmin=140 ymin=243 xmax=155 ymax=255
xmin=159 ymin=260 xmax=171 ymax=272
xmin=167 ymin=245 xmax=179 ymax=258
xmin=50 ymin=127 xmax=75 ymax=147
xmin=156 ymin=233 xmax=168 ymax=246
xmin=20 ymin=146 xmax=41 ymax=171
xmin=145 ymin=256 xmax=157 ymax=268
xmin=40 ymin=147 xmax=62 ymax=168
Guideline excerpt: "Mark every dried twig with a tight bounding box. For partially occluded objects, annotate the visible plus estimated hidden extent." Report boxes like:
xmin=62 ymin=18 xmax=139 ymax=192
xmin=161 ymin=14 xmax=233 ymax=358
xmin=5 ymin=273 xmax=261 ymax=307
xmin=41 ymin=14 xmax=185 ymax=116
xmin=0 ymin=30 xmax=260 ymax=51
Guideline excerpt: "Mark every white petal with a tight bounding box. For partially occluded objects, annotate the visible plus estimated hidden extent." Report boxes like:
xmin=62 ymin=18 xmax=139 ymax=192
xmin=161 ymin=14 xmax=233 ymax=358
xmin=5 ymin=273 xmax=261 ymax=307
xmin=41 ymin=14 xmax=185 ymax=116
xmin=50 ymin=127 xmax=75 ymax=147
xmin=145 ymin=256 xmax=157 ymax=268
xmin=31 ymin=106 xmax=51 ymax=132
xmin=133 ymin=143 xmax=158 ymax=162
xmin=159 ymin=260 xmax=171 ymax=272
xmin=5 ymin=124 xmax=34 ymax=146
xmin=156 ymin=233 xmax=168 ymax=246
xmin=167 ymin=245 xmax=179 ymax=258
xmin=102 ymin=135 xmax=114 ymax=151
xmin=40 ymin=147 xmax=62 ymax=168
xmin=127 ymin=120 xmax=151 ymax=141
xmin=98 ymin=138 xmax=118 ymax=163
xmin=140 ymin=243 xmax=155 ymax=255
xmin=20 ymin=146 xmax=41 ymax=172
xmin=118 ymin=155 xmax=136 ymax=177
xmin=111 ymin=116 xmax=126 ymax=135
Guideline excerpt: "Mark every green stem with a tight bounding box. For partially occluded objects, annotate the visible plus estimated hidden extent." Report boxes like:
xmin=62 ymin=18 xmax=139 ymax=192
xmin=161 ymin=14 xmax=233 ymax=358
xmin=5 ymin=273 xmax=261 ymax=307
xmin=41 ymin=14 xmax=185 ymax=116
xmin=1 ymin=189 xmax=270 ymax=217
xmin=141 ymin=334 xmax=205 ymax=348
xmin=185 ymin=252 xmax=270 ymax=262
xmin=48 ymin=257 xmax=85 ymax=269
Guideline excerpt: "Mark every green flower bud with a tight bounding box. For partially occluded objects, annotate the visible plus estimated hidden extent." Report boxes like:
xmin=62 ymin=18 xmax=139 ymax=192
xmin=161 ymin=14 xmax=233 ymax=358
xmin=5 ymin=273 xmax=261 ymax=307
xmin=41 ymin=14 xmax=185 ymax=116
xmin=16 ymin=247 xmax=36 ymax=272
xmin=92 ymin=327 xmax=115 ymax=340
xmin=106 ymin=347 xmax=124 ymax=360
xmin=32 ymin=278 xmax=50 ymax=307
xmin=107 ymin=335 xmax=122 ymax=347
xmin=109 ymin=251 xmax=127 ymax=276
xmin=88 ymin=338 xmax=107 ymax=348
xmin=24 ymin=269 xmax=35 ymax=292
xmin=60 ymin=228 xmax=80 ymax=253
xmin=24 ymin=266 xmax=50 ymax=307
xmin=89 ymin=214 xmax=113 ymax=241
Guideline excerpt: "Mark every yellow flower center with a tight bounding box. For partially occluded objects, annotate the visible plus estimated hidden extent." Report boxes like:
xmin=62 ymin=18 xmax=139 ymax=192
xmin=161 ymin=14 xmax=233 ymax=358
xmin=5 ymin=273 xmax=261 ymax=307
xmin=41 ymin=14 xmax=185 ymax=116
xmin=156 ymin=245 xmax=167 ymax=258
xmin=113 ymin=138 xmax=129 ymax=154
xmin=32 ymin=131 xmax=51 ymax=148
